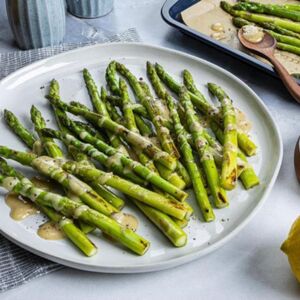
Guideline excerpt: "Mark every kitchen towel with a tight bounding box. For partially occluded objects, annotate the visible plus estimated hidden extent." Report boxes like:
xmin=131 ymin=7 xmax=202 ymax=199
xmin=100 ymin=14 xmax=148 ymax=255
xmin=0 ymin=27 xmax=140 ymax=292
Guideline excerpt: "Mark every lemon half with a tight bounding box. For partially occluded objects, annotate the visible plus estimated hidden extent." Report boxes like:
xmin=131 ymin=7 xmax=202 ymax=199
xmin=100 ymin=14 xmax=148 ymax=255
xmin=281 ymin=217 xmax=300 ymax=282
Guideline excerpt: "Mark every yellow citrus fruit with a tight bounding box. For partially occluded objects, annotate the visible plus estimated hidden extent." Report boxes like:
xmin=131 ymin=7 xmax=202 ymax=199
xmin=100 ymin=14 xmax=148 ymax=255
xmin=281 ymin=217 xmax=300 ymax=282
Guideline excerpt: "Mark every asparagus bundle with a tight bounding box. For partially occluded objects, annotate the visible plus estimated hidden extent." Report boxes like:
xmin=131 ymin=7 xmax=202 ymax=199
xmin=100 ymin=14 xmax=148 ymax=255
xmin=0 ymin=168 xmax=149 ymax=255
xmin=181 ymin=70 xmax=259 ymax=190
xmin=48 ymin=81 xmax=188 ymax=246
xmin=0 ymin=158 xmax=97 ymax=256
xmin=107 ymin=64 xmax=179 ymax=157
xmin=2 ymin=128 xmax=189 ymax=245
xmin=115 ymin=77 xmax=191 ymax=228
xmin=42 ymin=103 xmax=187 ymax=202
xmin=0 ymin=60 xmax=261 ymax=258
xmin=61 ymin=160 xmax=189 ymax=220
xmin=48 ymin=80 xmax=125 ymax=211
xmin=221 ymin=1 xmax=300 ymax=33
xmin=118 ymin=78 xmax=187 ymax=189
xmin=41 ymin=124 xmax=188 ymax=202
xmin=47 ymin=97 xmax=177 ymax=171
xmin=221 ymin=1 xmax=300 ymax=57
xmin=233 ymin=1 xmax=300 ymax=22
xmin=178 ymin=87 xmax=228 ymax=207
xmin=116 ymin=62 xmax=180 ymax=159
xmin=154 ymin=63 xmax=257 ymax=156
xmin=0 ymin=146 xmax=119 ymax=217
xmin=0 ymin=144 xmax=188 ymax=220
xmin=144 ymin=63 xmax=214 ymax=221
xmin=48 ymin=82 xmax=192 ymax=227
xmin=141 ymin=67 xmax=191 ymax=188
xmin=168 ymin=87 xmax=215 ymax=222
xmin=5 ymin=108 xmax=91 ymax=233
xmin=106 ymin=74 xmax=190 ymax=219
xmin=3 ymin=110 xmax=186 ymax=248
xmin=106 ymin=63 xmax=188 ymax=188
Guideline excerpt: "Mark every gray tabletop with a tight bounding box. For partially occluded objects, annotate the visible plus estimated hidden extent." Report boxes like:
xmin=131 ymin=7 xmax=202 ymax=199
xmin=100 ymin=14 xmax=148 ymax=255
xmin=2 ymin=1 xmax=300 ymax=299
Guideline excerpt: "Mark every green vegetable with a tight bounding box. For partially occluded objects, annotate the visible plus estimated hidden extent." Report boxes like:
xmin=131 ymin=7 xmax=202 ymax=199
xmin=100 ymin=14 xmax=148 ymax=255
xmin=233 ymin=1 xmax=300 ymax=22
xmin=207 ymin=83 xmax=237 ymax=190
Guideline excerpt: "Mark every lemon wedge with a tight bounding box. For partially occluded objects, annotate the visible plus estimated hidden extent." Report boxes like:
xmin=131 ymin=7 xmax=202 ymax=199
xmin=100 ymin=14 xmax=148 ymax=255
xmin=281 ymin=217 xmax=300 ymax=282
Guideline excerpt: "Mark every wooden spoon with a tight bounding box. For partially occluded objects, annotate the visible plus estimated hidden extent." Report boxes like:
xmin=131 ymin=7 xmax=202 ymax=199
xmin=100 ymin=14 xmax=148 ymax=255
xmin=238 ymin=29 xmax=300 ymax=104
xmin=294 ymin=137 xmax=300 ymax=183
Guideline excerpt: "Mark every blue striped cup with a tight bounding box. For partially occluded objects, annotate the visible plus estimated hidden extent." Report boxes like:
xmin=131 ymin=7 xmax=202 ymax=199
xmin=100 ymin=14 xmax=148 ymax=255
xmin=6 ymin=0 xmax=66 ymax=50
xmin=66 ymin=0 xmax=114 ymax=18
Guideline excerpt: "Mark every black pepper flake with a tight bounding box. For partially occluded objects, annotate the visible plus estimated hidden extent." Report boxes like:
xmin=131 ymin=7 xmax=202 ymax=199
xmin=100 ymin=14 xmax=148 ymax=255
xmin=40 ymin=86 xmax=45 ymax=90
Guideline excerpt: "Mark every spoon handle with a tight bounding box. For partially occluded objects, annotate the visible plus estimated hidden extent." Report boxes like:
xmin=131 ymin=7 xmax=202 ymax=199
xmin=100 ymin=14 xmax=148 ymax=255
xmin=268 ymin=54 xmax=300 ymax=103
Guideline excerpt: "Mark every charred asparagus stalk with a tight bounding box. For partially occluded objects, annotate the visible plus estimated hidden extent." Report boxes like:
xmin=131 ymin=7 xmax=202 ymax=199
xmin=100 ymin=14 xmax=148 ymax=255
xmin=207 ymin=83 xmax=238 ymax=190
xmin=4 ymin=110 xmax=37 ymax=150
xmin=30 ymin=105 xmax=64 ymax=158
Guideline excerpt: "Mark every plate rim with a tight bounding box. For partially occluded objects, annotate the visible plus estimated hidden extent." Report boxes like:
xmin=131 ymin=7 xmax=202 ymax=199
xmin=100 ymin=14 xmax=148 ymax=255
xmin=0 ymin=42 xmax=283 ymax=273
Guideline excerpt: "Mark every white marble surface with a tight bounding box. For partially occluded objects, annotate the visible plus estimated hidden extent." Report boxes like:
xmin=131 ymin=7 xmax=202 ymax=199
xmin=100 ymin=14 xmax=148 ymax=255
xmin=1 ymin=1 xmax=300 ymax=299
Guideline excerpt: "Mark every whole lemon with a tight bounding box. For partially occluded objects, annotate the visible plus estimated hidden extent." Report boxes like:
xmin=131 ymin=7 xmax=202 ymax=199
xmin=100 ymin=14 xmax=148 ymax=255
xmin=281 ymin=217 xmax=300 ymax=282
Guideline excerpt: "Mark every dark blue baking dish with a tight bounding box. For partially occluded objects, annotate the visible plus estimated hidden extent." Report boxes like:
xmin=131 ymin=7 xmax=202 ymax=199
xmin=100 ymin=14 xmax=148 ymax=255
xmin=161 ymin=0 xmax=280 ymax=78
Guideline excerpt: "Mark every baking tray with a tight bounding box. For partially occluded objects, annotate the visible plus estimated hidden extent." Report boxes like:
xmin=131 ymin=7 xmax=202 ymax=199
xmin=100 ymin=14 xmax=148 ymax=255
xmin=161 ymin=0 xmax=281 ymax=79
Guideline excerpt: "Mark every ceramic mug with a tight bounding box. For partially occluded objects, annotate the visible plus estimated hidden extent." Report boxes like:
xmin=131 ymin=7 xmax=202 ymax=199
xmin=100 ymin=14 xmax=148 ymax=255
xmin=66 ymin=0 xmax=114 ymax=18
xmin=6 ymin=0 xmax=66 ymax=50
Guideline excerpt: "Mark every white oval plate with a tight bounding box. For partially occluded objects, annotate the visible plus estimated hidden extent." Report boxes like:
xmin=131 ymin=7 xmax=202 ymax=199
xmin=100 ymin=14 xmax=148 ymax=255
xmin=0 ymin=43 xmax=282 ymax=273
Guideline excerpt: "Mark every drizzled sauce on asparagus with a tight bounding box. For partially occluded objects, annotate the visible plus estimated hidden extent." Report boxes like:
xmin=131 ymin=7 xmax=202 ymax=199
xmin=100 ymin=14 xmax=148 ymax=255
xmin=235 ymin=108 xmax=252 ymax=133
xmin=31 ymin=176 xmax=59 ymax=192
xmin=38 ymin=221 xmax=65 ymax=240
xmin=5 ymin=192 xmax=39 ymax=221
xmin=5 ymin=177 xmax=64 ymax=241
xmin=112 ymin=212 xmax=139 ymax=232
